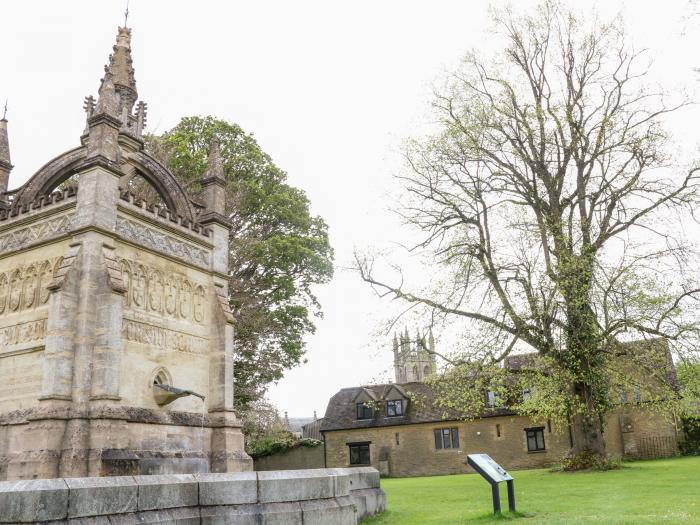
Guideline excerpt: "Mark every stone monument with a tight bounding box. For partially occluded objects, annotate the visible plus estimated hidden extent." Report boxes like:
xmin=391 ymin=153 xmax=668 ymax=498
xmin=0 ymin=24 xmax=251 ymax=480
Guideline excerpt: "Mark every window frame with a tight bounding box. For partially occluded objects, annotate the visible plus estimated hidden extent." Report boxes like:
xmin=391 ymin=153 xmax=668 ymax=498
xmin=433 ymin=427 xmax=460 ymax=450
xmin=525 ymin=427 xmax=546 ymax=452
xmin=356 ymin=402 xmax=374 ymax=420
xmin=386 ymin=399 xmax=404 ymax=417
xmin=486 ymin=390 xmax=502 ymax=408
xmin=348 ymin=442 xmax=371 ymax=465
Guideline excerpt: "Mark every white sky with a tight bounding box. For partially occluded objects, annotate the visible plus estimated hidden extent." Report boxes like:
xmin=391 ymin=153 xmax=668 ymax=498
xmin=2 ymin=0 xmax=700 ymax=418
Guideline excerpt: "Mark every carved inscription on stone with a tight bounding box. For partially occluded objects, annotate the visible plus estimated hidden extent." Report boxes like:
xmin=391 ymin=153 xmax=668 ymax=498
xmin=122 ymin=319 xmax=208 ymax=354
xmin=0 ymin=257 xmax=62 ymax=317
xmin=116 ymin=217 xmax=210 ymax=267
xmin=0 ymin=319 xmax=47 ymax=347
xmin=118 ymin=257 xmax=206 ymax=324
xmin=0 ymin=213 xmax=76 ymax=254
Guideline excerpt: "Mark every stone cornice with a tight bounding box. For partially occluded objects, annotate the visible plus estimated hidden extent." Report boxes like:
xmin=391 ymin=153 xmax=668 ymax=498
xmin=78 ymin=155 xmax=123 ymax=178
xmin=199 ymin=211 xmax=232 ymax=230
xmin=0 ymin=200 xmax=76 ymax=234
xmin=87 ymin=112 xmax=122 ymax=130
xmin=117 ymin=203 xmax=214 ymax=248
xmin=201 ymin=176 xmax=227 ymax=188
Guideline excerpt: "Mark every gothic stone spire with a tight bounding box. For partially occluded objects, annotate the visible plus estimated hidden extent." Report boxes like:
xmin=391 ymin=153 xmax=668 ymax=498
xmin=86 ymin=24 xmax=146 ymax=160
xmin=0 ymin=114 xmax=13 ymax=197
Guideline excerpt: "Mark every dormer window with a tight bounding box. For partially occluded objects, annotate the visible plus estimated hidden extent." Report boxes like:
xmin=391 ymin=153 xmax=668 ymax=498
xmin=522 ymin=386 xmax=536 ymax=401
xmin=356 ymin=402 xmax=373 ymax=420
xmin=386 ymin=399 xmax=404 ymax=417
xmin=486 ymin=390 xmax=502 ymax=408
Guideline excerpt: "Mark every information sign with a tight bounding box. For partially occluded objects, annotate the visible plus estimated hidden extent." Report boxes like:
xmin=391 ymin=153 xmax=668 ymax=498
xmin=466 ymin=453 xmax=516 ymax=513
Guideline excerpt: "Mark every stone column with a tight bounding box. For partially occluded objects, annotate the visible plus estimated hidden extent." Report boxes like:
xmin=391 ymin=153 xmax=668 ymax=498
xmin=202 ymin=217 xmax=252 ymax=472
xmin=56 ymin=161 xmax=122 ymax=478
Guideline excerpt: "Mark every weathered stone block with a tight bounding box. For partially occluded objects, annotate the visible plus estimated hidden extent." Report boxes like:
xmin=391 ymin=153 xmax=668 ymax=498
xmin=350 ymin=488 xmax=386 ymax=520
xmin=128 ymin=507 xmax=201 ymax=525
xmin=324 ymin=469 xmax=351 ymax=497
xmin=134 ymin=474 xmax=198 ymax=511
xmin=66 ymin=476 xmax=137 ymax=518
xmin=343 ymin=467 xmax=381 ymax=490
xmin=196 ymin=472 xmax=257 ymax=505
xmin=257 ymin=469 xmax=334 ymax=503
xmin=68 ymin=517 xmax=111 ymax=525
xmin=0 ymin=478 xmax=69 ymax=523
xmin=200 ymin=502 xmax=302 ymax=525
xmin=300 ymin=497 xmax=356 ymax=525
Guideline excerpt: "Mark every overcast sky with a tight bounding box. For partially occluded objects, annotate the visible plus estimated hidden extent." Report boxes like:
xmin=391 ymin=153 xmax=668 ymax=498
xmin=2 ymin=1 xmax=700 ymax=419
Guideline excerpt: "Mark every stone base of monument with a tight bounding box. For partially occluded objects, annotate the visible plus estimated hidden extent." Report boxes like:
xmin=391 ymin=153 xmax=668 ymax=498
xmin=0 ymin=467 xmax=386 ymax=524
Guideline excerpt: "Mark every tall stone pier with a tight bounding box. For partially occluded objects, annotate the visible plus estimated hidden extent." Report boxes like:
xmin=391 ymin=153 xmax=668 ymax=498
xmin=0 ymin=24 xmax=251 ymax=480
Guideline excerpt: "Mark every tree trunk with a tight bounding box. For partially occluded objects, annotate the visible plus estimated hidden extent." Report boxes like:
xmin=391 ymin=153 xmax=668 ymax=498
xmin=569 ymin=381 xmax=606 ymax=458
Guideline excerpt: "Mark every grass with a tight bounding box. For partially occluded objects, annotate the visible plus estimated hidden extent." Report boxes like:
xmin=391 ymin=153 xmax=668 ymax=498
xmin=362 ymin=456 xmax=700 ymax=525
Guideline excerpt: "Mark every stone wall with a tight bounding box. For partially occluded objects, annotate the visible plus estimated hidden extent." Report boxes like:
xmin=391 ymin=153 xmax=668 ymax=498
xmin=0 ymin=467 xmax=386 ymax=524
xmin=253 ymin=444 xmax=325 ymax=471
xmin=324 ymin=409 xmax=679 ymax=477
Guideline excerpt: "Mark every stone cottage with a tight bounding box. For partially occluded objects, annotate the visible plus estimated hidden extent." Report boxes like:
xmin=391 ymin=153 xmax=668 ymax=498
xmin=321 ymin=337 xmax=681 ymax=477
xmin=0 ymin=23 xmax=250 ymax=480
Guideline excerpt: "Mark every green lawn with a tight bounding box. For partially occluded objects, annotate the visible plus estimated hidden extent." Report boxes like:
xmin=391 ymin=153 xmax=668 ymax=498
xmin=363 ymin=456 xmax=700 ymax=525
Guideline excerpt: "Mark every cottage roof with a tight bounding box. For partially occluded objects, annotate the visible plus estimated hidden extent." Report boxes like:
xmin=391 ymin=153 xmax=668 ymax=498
xmin=322 ymin=338 xmax=678 ymax=433
xmin=320 ymin=381 xmax=512 ymax=433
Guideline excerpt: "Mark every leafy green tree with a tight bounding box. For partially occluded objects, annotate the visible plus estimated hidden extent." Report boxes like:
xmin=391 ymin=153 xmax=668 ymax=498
xmin=146 ymin=116 xmax=333 ymax=411
xmin=356 ymin=2 xmax=700 ymax=464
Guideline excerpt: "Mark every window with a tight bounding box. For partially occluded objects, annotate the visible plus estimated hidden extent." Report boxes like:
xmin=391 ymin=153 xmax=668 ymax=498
xmin=633 ymin=388 xmax=642 ymax=403
xmin=526 ymin=427 xmax=546 ymax=452
xmin=619 ymin=390 xmax=628 ymax=404
xmin=424 ymin=365 xmax=431 ymax=377
xmin=386 ymin=399 xmax=404 ymax=417
xmin=348 ymin=442 xmax=371 ymax=465
xmin=434 ymin=427 xmax=459 ymax=450
xmin=356 ymin=403 xmax=373 ymax=420
xmin=486 ymin=390 xmax=501 ymax=408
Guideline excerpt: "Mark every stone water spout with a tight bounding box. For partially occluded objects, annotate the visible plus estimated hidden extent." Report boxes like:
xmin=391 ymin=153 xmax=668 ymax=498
xmin=153 ymin=383 xmax=206 ymax=406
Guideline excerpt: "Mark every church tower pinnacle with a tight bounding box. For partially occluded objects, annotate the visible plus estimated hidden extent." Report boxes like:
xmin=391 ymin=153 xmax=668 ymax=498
xmin=392 ymin=327 xmax=438 ymax=383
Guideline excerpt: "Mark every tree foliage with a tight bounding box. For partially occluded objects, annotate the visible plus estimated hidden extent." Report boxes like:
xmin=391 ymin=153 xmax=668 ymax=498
xmin=356 ymin=1 xmax=700 ymax=461
xmin=146 ymin=116 xmax=334 ymax=411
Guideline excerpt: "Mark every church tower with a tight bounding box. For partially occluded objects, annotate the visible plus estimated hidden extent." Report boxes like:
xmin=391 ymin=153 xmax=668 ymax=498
xmin=393 ymin=328 xmax=437 ymax=383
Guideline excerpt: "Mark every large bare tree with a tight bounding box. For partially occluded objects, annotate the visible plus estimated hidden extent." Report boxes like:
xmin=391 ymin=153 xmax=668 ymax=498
xmin=357 ymin=2 xmax=700 ymax=462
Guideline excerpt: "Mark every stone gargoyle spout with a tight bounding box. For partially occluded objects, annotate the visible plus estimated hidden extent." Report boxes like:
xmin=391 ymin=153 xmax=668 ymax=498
xmin=153 ymin=383 xmax=206 ymax=406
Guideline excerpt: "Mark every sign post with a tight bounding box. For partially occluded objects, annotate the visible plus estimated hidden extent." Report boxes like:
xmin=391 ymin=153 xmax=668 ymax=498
xmin=466 ymin=454 xmax=515 ymax=514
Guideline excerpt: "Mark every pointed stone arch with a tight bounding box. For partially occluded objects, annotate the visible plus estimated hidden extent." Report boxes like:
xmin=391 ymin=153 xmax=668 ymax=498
xmin=10 ymin=147 xmax=196 ymax=223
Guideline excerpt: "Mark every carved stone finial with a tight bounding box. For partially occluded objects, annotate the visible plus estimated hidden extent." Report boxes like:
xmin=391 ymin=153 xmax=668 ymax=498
xmin=204 ymin=139 xmax=225 ymax=182
xmin=135 ymin=100 xmax=147 ymax=136
xmin=0 ymin=114 xmax=14 ymax=197
xmin=200 ymin=139 xmax=228 ymax=219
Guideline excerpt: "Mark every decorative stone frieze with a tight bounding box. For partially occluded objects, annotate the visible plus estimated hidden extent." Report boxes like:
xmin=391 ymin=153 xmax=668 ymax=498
xmin=0 ymin=213 xmax=76 ymax=255
xmin=0 ymin=257 xmax=62 ymax=316
xmin=116 ymin=216 xmax=210 ymax=267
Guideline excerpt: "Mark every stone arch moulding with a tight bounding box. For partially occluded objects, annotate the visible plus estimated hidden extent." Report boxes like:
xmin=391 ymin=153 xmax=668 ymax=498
xmin=11 ymin=147 xmax=86 ymax=206
xmin=11 ymin=148 xmax=196 ymax=223
xmin=127 ymin=151 xmax=196 ymax=222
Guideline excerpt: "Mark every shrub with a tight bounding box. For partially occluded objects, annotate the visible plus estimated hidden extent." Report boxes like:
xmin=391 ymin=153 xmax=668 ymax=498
xmin=246 ymin=430 xmax=322 ymax=458
xmin=552 ymin=449 xmax=622 ymax=472
xmin=679 ymin=416 xmax=700 ymax=456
